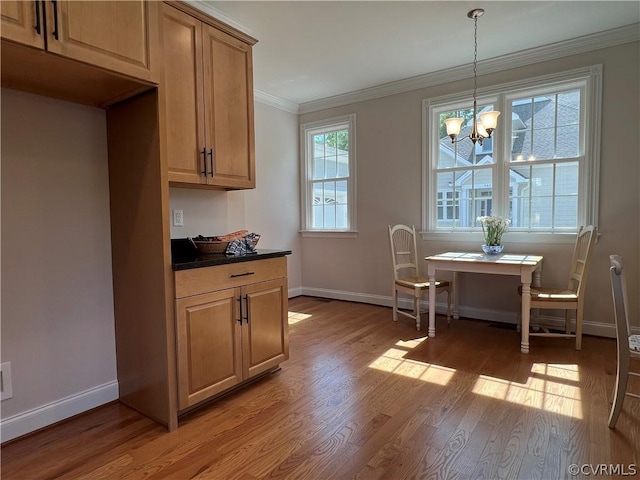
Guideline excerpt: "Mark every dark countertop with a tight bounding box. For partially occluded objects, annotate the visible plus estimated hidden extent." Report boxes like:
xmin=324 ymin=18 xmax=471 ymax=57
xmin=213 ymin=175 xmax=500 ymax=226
xmin=171 ymin=238 xmax=291 ymax=271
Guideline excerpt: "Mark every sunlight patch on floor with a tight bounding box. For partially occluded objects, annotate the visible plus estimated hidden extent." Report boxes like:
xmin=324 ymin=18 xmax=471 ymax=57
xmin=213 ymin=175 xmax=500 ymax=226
xmin=369 ymin=348 xmax=455 ymax=385
xmin=369 ymin=343 xmax=583 ymax=418
xmin=472 ymin=363 xmax=583 ymax=419
xmin=288 ymin=311 xmax=312 ymax=325
xmin=395 ymin=337 xmax=428 ymax=349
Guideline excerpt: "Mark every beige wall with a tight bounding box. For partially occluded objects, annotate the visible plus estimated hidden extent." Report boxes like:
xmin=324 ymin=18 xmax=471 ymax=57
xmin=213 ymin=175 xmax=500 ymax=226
xmin=0 ymin=91 xmax=301 ymax=439
xmin=1 ymin=89 xmax=117 ymax=424
xmin=169 ymin=101 xmax=302 ymax=291
xmin=299 ymin=42 xmax=640 ymax=334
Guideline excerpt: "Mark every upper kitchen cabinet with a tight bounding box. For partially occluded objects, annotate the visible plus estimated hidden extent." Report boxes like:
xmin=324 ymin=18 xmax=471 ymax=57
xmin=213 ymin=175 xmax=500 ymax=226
xmin=1 ymin=1 xmax=158 ymax=82
xmin=0 ymin=1 xmax=42 ymax=48
xmin=162 ymin=3 xmax=257 ymax=190
xmin=1 ymin=1 xmax=160 ymax=107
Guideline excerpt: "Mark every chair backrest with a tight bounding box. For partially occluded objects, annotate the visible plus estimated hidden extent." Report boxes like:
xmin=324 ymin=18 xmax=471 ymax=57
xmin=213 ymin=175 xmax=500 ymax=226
xmin=389 ymin=224 xmax=419 ymax=280
xmin=567 ymin=225 xmax=597 ymax=295
xmin=610 ymin=255 xmax=631 ymax=346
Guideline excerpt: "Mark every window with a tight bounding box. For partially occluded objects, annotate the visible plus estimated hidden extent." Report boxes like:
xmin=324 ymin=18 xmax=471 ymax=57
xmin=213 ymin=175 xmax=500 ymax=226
xmin=300 ymin=115 xmax=356 ymax=233
xmin=423 ymin=66 xmax=601 ymax=242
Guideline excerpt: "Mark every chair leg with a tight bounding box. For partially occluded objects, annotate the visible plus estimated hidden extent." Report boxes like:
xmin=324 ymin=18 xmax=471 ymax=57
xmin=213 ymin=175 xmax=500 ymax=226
xmin=608 ymin=355 xmax=630 ymax=428
xmin=392 ymin=286 xmax=398 ymax=322
xmin=565 ymin=310 xmax=571 ymax=335
xmin=446 ymin=288 xmax=452 ymax=324
xmin=575 ymin=304 xmax=584 ymax=350
xmin=415 ymin=294 xmax=421 ymax=331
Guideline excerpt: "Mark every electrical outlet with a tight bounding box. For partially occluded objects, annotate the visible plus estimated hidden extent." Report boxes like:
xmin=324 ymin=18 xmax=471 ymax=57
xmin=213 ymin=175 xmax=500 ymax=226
xmin=173 ymin=209 xmax=184 ymax=227
xmin=1 ymin=362 xmax=13 ymax=401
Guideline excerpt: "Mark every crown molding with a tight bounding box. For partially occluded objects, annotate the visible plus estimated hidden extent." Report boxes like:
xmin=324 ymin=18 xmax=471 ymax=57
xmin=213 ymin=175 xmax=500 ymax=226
xmin=254 ymin=90 xmax=299 ymax=114
xmin=185 ymin=1 xmax=253 ymax=36
xmin=298 ymin=23 xmax=640 ymax=114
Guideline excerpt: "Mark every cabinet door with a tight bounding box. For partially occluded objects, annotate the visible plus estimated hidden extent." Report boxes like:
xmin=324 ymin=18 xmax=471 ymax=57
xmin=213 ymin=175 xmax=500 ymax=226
xmin=176 ymin=288 xmax=243 ymax=410
xmin=1 ymin=0 xmax=43 ymax=48
xmin=44 ymin=1 xmax=157 ymax=82
xmin=242 ymin=278 xmax=289 ymax=379
xmin=162 ymin=4 xmax=207 ymax=185
xmin=202 ymin=25 xmax=256 ymax=189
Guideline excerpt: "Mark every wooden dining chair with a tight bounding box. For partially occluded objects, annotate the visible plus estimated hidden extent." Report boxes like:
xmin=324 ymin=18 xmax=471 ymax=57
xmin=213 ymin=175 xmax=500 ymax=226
xmin=608 ymin=255 xmax=640 ymax=428
xmin=388 ymin=224 xmax=451 ymax=331
xmin=519 ymin=225 xmax=597 ymax=350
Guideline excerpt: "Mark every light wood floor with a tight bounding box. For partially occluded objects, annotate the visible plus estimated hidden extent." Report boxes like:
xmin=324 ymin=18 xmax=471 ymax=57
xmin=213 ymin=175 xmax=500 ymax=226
xmin=2 ymin=296 xmax=639 ymax=479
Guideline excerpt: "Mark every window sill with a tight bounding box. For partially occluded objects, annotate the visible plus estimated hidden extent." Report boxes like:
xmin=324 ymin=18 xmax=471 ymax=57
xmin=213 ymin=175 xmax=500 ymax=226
xmin=300 ymin=230 xmax=359 ymax=239
xmin=419 ymin=231 xmax=579 ymax=245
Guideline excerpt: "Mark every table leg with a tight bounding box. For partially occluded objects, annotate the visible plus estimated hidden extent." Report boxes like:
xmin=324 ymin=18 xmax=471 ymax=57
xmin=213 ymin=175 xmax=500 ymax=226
xmin=531 ymin=268 xmax=541 ymax=327
xmin=452 ymin=271 xmax=460 ymax=320
xmin=428 ymin=272 xmax=436 ymax=337
xmin=521 ymin=281 xmax=531 ymax=354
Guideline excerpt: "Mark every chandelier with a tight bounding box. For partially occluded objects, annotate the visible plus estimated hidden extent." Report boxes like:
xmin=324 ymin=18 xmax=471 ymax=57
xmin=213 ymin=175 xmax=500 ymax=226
xmin=444 ymin=8 xmax=500 ymax=145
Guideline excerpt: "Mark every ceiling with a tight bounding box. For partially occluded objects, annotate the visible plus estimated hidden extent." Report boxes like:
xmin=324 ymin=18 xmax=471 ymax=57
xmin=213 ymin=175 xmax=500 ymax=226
xmin=191 ymin=1 xmax=640 ymax=108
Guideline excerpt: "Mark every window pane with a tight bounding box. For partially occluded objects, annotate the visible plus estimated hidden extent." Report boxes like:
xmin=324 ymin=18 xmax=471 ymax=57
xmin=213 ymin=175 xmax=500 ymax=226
xmin=323 ymin=204 xmax=336 ymax=228
xmin=512 ymin=90 xmax=581 ymax=162
xmin=313 ymin=129 xmax=350 ymax=180
xmin=554 ymin=196 xmax=578 ymax=228
xmin=557 ymin=90 xmax=581 ymax=126
xmin=336 ymin=180 xmax=348 ymax=205
xmin=556 ymin=125 xmax=579 ymax=158
xmin=435 ymin=171 xmax=457 ymax=227
xmin=530 ymin=197 xmax=553 ymax=227
xmin=337 ymin=154 xmax=349 ymax=178
xmin=312 ymin=205 xmax=323 ymax=228
xmin=336 ymin=204 xmax=348 ymax=228
xmin=555 ymin=162 xmax=579 ymax=196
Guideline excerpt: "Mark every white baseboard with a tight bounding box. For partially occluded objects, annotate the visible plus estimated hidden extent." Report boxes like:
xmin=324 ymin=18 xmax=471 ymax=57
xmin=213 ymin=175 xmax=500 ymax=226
xmin=298 ymin=286 xmax=621 ymax=338
xmin=288 ymin=286 xmax=304 ymax=298
xmin=0 ymin=381 xmax=119 ymax=443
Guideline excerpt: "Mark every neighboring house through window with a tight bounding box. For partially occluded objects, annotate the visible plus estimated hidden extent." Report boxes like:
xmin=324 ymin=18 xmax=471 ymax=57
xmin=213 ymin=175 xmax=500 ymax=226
xmin=300 ymin=114 xmax=356 ymax=234
xmin=423 ymin=65 xmax=602 ymax=242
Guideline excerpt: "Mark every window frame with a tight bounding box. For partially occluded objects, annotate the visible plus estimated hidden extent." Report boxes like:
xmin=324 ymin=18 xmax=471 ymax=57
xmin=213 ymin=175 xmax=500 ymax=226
xmin=421 ymin=65 xmax=602 ymax=244
xmin=300 ymin=114 xmax=357 ymax=236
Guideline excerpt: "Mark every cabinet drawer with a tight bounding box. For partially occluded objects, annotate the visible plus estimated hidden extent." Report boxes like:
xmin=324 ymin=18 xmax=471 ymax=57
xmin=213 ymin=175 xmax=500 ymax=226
xmin=174 ymin=257 xmax=287 ymax=298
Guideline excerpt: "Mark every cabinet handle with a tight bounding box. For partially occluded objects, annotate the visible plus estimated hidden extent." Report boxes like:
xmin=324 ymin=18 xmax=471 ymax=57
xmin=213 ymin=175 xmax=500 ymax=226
xmin=208 ymin=149 xmax=214 ymax=177
xmin=51 ymin=0 xmax=59 ymax=40
xmin=230 ymin=272 xmax=254 ymax=278
xmin=34 ymin=1 xmax=41 ymax=35
xmin=201 ymin=148 xmax=207 ymax=176
xmin=237 ymin=296 xmax=243 ymax=325
xmin=243 ymin=294 xmax=249 ymax=324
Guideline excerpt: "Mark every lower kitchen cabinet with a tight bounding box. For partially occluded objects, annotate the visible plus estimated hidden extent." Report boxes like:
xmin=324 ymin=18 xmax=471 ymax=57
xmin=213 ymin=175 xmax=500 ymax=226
xmin=174 ymin=257 xmax=289 ymax=410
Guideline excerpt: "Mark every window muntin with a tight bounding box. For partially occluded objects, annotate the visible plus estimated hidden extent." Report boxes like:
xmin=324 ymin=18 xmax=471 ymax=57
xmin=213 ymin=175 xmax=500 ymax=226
xmin=425 ymin=67 xmax=600 ymax=237
xmin=301 ymin=115 xmax=356 ymax=232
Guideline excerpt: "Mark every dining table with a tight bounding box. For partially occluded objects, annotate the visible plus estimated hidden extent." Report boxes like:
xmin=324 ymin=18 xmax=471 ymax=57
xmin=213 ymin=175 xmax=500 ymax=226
xmin=425 ymin=252 xmax=544 ymax=354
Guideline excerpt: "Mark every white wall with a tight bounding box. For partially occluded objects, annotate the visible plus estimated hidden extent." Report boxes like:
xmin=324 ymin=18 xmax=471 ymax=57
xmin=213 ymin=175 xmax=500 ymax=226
xmin=298 ymin=42 xmax=640 ymax=334
xmin=1 ymin=89 xmax=118 ymax=440
xmin=169 ymin=101 xmax=302 ymax=292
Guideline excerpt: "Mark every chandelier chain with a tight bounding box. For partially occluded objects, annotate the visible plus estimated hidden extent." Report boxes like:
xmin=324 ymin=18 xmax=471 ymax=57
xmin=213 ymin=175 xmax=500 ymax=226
xmin=473 ymin=14 xmax=478 ymax=100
